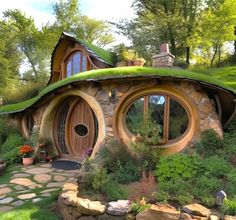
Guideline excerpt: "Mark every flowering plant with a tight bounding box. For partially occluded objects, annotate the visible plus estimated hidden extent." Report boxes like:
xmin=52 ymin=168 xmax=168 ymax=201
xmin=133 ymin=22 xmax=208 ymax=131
xmin=19 ymin=145 xmax=34 ymax=158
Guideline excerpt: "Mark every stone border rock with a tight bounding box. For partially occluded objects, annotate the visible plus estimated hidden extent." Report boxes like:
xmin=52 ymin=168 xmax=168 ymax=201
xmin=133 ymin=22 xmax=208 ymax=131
xmin=58 ymin=178 xmax=229 ymax=220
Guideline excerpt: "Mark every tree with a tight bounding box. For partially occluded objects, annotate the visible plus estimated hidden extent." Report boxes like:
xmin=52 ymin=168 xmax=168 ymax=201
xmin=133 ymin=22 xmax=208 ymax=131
xmin=52 ymin=0 xmax=114 ymax=47
xmin=117 ymin=0 xmax=204 ymax=64
xmin=0 ymin=20 xmax=21 ymax=96
xmin=189 ymin=0 xmax=236 ymax=67
xmin=3 ymin=10 xmax=50 ymax=84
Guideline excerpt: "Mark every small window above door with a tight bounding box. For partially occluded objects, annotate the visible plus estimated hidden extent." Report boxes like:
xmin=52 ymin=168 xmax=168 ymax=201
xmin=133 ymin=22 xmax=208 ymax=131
xmin=66 ymin=51 xmax=89 ymax=77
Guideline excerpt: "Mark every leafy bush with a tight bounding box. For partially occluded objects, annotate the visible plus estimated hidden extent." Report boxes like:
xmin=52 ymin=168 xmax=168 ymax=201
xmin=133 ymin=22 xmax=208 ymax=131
xmin=113 ymin=160 xmax=141 ymax=184
xmin=101 ymin=139 xmax=141 ymax=183
xmin=155 ymin=153 xmax=201 ymax=183
xmin=1 ymin=133 xmax=24 ymax=154
xmin=101 ymin=180 xmax=128 ymax=201
xmin=201 ymin=155 xmax=231 ymax=178
xmin=131 ymin=201 xmax=151 ymax=214
xmin=195 ymin=176 xmax=221 ymax=193
xmin=221 ymin=198 xmax=236 ymax=215
xmin=195 ymin=129 xmax=223 ymax=157
xmin=3 ymin=146 xmax=21 ymax=164
xmin=158 ymin=180 xmax=193 ymax=205
xmin=85 ymin=168 xmax=109 ymax=191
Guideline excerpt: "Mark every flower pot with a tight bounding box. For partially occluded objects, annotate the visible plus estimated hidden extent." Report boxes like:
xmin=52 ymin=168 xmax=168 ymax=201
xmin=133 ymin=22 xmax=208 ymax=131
xmin=22 ymin=158 xmax=34 ymax=166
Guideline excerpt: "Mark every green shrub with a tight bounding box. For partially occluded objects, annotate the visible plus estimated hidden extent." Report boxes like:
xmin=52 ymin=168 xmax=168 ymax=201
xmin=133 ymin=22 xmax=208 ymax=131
xmin=221 ymin=198 xmax=236 ymax=215
xmin=131 ymin=201 xmax=151 ymax=214
xmin=155 ymin=153 xmax=201 ymax=183
xmin=101 ymin=180 xmax=128 ymax=201
xmin=85 ymin=168 xmax=109 ymax=191
xmin=201 ymin=195 xmax=216 ymax=207
xmin=101 ymin=139 xmax=141 ymax=183
xmin=201 ymin=156 xmax=231 ymax=178
xmin=1 ymin=133 xmax=24 ymax=154
xmin=101 ymin=139 xmax=139 ymax=172
xmin=3 ymin=146 xmax=21 ymax=164
xmin=195 ymin=176 xmax=221 ymax=193
xmin=227 ymin=169 xmax=236 ymax=183
xmin=195 ymin=129 xmax=223 ymax=157
xmin=113 ymin=160 xmax=141 ymax=184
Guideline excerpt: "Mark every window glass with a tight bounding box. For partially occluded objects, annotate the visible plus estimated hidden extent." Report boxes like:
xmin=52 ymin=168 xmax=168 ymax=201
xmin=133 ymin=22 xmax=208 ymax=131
xmin=125 ymin=94 xmax=189 ymax=144
xmin=126 ymin=98 xmax=144 ymax=135
xmin=73 ymin=52 xmax=81 ymax=74
xmin=169 ymin=99 xmax=188 ymax=140
xmin=148 ymin=95 xmax=165 ymax=137
xmin=82 ymin=55 xmax=87 ymax=71
xmin=66 ymin=59 xmax=72 ymax=77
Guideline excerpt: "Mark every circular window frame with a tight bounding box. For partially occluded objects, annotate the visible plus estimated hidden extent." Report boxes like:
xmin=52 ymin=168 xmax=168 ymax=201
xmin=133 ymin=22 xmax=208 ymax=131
xmin=113 ymin=85 xmax=199 ymax=155
xmin=123 ymin=93 xmax=191 ymax=145
xmin=74 ymin=123 xmax=89 ymax=137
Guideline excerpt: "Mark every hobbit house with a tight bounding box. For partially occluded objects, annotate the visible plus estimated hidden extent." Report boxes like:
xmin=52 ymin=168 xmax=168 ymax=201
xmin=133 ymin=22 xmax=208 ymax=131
xmin=0 ymin=32 xmax=235 ymax=161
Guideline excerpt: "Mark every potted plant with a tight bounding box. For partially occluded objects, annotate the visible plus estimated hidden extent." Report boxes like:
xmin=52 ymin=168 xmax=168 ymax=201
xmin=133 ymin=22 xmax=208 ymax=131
xmin=19 ymin=145 xmax=34 ymax=166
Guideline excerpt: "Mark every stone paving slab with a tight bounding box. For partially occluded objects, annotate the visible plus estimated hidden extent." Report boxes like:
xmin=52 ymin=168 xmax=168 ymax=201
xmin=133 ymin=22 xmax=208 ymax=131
xmin=17 ymin=193 xmax=37 ymax=200
xmin=25 ymin=167 xmax=53 ymax=174
xmin=10 ymin=178 xmax=36 ymax=187
xmin=0 ymin=205 xmax=14 ymax=212
xmin=34 ymin=174 xmax=52 ymax=183
xmin=11 ymin=200 xmax=25 ymax=206
xmin=0 ymin=162 xmax=80 ymax=212
xmin=0 ymin=197 xmax=14 ymax=204
xmin=0 ymin=187 xmax=12 ymax=195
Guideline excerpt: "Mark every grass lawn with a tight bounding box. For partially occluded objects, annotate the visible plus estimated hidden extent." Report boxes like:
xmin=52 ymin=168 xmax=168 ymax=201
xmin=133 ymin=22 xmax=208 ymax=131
xmin=0 ymin=192 xmax=60 ymax=220
xmin=0 ymin=164 xmax=61 ymax=219
xmin=191 ymin=65 xmax=236 ymax=90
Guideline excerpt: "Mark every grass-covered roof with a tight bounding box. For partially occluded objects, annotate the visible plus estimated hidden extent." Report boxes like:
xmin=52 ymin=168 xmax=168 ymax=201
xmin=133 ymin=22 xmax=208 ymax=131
xmin=0 ymin=66 xmax=235 ymax=114
xmin=63 ymin=32 xmax=114 ymax=66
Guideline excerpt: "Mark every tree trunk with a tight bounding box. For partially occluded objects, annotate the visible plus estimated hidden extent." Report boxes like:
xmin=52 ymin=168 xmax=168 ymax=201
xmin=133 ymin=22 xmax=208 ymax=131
xmin=186 ymin=46 xmax=190 ymax=66
xmin=210 ymin=44 xmax=218 ymax=67
xmin=218 ymin=44 xmax=221 ymax=67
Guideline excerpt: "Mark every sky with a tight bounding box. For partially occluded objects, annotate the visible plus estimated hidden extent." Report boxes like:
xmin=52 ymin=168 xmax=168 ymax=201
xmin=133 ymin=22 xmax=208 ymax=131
xmin=0 ymin=0 xmax=134 ymax=44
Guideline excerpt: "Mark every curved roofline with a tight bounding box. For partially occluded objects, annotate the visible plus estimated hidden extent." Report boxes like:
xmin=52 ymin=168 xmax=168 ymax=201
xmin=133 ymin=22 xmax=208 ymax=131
xmin=0 ymin=67 xmax=235 ymax=115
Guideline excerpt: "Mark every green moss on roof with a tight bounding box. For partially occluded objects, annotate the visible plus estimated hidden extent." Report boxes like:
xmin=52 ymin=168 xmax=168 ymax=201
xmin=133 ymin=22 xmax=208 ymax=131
xmin=0 ymin=66 xmax=235 ymax=114
xmin=191 ymin=66 xmax=236 ymax=90
xmin=75 ymin=37 xmax=114 ymax=66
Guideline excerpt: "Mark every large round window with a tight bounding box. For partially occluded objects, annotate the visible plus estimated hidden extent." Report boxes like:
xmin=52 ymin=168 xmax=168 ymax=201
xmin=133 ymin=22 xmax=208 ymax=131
xmin=125 ymin=94 xmax=189 ymax=144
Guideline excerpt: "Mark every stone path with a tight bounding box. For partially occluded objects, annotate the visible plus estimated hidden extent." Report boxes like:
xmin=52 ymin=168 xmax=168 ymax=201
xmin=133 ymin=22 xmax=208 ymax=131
xmin=0 ymin=163 xmax=81 ymax=212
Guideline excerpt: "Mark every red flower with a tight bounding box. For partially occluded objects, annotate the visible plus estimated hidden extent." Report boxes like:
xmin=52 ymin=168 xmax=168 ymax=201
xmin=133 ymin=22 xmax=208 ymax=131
xmin=19 ymin=145 xmax=34 ymax=158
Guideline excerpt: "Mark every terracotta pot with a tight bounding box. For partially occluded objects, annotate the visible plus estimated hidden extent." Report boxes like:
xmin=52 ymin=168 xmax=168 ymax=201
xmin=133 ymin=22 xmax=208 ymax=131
xmin=22 ymin=158 xmax=34 ymax=166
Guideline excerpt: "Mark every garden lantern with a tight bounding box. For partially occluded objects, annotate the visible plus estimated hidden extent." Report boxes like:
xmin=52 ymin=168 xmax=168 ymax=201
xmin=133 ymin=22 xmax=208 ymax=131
xmin=216 ymin=190 xmax=227 ymax=205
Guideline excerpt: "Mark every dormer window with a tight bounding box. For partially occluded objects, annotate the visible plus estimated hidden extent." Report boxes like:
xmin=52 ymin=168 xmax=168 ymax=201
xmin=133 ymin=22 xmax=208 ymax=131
xmin=66 ymin=51 xmax=88 ymax=77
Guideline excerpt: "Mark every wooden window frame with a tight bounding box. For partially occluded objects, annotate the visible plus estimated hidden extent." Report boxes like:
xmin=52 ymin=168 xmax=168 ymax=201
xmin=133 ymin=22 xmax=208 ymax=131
xmin=124 ymin=94 xmax=188 ymax=145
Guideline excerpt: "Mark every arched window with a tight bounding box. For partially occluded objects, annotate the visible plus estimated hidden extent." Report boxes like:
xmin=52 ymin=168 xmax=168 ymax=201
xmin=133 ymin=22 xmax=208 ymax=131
xmin=66 ymin=51 xmax=88 ymax=77
xmin=125 ymin=94 xmax=189 ymax=144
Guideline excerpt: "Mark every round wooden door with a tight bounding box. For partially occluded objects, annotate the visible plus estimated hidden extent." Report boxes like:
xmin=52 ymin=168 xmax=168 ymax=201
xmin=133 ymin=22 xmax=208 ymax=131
xmin=65 ymin=99 xmax=96 ymax=159
xmin=54 ymin=97 xmax=97 ymax=160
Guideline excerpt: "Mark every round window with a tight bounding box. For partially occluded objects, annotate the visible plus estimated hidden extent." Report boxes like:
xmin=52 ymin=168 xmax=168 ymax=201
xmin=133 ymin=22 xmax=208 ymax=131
xmin=125 ymin=94 xmax=189 ymax=144
xmin=74 ymin=124 xmax=88 ymax=136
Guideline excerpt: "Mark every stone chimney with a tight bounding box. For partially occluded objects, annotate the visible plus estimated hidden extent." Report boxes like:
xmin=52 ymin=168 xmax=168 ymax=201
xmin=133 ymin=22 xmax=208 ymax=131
xmin=152 ymin=43 xmax=175 ymax=67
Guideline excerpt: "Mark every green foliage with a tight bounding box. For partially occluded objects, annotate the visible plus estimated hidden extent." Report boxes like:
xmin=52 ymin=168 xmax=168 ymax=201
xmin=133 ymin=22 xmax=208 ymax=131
xmin=3 ymin=146 xmax=21 ymax=164
xmin=85 ymin=168 xmax=109 ymax=191
xmin=201 ymin=156 xmax=231 ymax=178
xmin=195 ymin=129 xmax=223 ymax=157
xmin=155 ymin=153 xmax=201 ymax=183
xmin=0 ymin=132 xmax=24 ymax=164
xmin=101 ymin=180 xmax=128 ymax=201
xmin=131 ymin=201 xmax=151 ymax=214
xmin=113 ymin=160 xmax=141 ymax=184
xmin=158 ymin=180 xmax=193 ymax=205
xmin=221 ymin=198 xmax=236 ymax=215
xmin=101 ymin=139 xmax=141 ymax=183
xmin=195 ymin=176 xmax=222 ymax=194
xmin=0 ymin=67 xmax=234 ymax=114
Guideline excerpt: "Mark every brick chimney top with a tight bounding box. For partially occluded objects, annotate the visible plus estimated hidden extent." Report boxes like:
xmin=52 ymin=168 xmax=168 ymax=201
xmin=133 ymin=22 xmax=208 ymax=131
xmin=160 ymin=43 xmax=169 ymax=53
xmin=152 ymin=43 xmax=175 ymax=68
